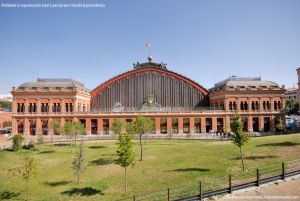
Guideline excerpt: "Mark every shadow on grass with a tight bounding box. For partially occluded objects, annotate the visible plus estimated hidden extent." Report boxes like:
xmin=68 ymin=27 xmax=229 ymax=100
xmin=256 ymin=141 xmax=300 ymax=147
xmin=100 ymin=153 xmax=117 ymax=156
xmin=61 ymin=187 xmax=104 ymax=196
xmin=148 ymin=143 xmax=175 ymax=146
xmin=169 ymin=168 xmax=210 ymax=172
xmin=44 ymin=181 xmax=72 ymax=187
xmin=1 ymin=148 xmax=13 ymax=152
xmin=89 ymin=145 xmax=108 ymax=149
xmin=54 ymin=143 xmax=70 ymax=147
xmin=0 ymin=191 xmax=20 ymax=199
xmin=39 ymin=150 xmax=55 ymax=154
xmin=89 ymin=158 xmax=116 ymax=166
xmin=231 ymin=155 xmax=277 ymax=160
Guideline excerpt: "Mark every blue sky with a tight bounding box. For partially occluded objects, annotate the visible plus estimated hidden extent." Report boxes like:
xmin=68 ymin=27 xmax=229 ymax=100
xmin=0 ymin=0 xmax=299 ymax=94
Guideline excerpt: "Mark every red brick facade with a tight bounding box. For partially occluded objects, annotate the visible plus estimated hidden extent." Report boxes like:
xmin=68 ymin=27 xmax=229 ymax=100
xmin=11 ymin=65 xmax=286 ymax=135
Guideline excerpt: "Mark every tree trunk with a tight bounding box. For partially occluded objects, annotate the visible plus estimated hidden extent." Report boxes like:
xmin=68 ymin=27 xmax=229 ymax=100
xmin=125 ymin=167 xmax=127 ymax=193
xmin=51 ymin=131 xmax=53 ymax=146
xmin=239 ymin=146 xmax=245 ymax=171
xmin=70 ymin=138 xmax=73 ymax=153
xmin=139 ymin=135 xmax=143 ymax=161
xmin=77 ymin=172 xmax=80 ymax=184
xmin=26 ymin=178 xmax=29 ymax=201
xmin=26 ymin=162 xmax=29 ymax=201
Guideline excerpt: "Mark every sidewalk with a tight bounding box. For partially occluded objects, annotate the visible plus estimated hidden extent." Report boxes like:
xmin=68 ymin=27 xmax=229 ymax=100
xmin=217 ymin=175 xmax=300 ymax=201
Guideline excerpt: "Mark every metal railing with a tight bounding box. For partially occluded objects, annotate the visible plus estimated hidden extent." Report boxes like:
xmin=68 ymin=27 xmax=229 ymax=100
xmin=117 ymin=159 xmax=300 ymax=201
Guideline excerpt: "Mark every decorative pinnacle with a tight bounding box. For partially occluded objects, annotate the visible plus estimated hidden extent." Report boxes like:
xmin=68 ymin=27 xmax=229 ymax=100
xmin=146 ymin=42 xmax=152 ymax=61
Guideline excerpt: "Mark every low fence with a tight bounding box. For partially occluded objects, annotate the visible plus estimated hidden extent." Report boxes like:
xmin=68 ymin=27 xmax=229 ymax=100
xmin=39 ymin=134 xmax=227 ymax=142
xmin=0 ymin=133 xmax=228 ymax=150
xmin=118 ymin=159 xmax=300 ymax=201
xmin=1 ymin=132 xmax=299 ymax=150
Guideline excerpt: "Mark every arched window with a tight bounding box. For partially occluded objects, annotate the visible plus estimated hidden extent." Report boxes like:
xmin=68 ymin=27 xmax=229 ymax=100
xmin=233 ymin=102 xmax=237 ymax=110
xmin=229 ymin=102 xmax=233 ymax=110
xmin=244 ymin=102 xmax=248 ymax=110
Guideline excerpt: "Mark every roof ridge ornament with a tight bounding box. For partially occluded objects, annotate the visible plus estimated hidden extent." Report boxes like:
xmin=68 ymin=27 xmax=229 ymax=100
xmin=133 ymin=42 xmax=167 ymax=70
xmin=133 ymin=61 xmax=167 ymax=70
xmin=146 ymin=42 xmax=151 ymax=59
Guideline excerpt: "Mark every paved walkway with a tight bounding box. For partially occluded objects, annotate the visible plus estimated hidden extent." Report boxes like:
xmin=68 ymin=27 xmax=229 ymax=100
xmin=217 ymin=175 xmax=300 ymax=201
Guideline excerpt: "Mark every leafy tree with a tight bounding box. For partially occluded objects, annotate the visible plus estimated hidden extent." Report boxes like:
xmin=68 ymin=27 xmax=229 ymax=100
xmin=230 ymin=112 xmax=249 ymax=171
xmin=72 ymin=143 xmax=86 ymax=184
xmin=63 ymin=122 xmax=76 ymax=152
xmin=132 ymin=116 xmax=154 ymax=161
xmin=63 ymin=122 xmax=85 ymax=151
xmin=23 ymin=139 xmax=35 ymax=150
xmin=116 ymin=132 xmax=135 ymax=193
xmin=73 ymin=122 xmax=86 ymax=145
xmin=112 ymin=119 xmax=125 ymax=135
xmin=186 ymin=132 xmax=194 ymax=143
xmin=48 ymin=120 xmax=61 ymax=145
xmin=10 ymin=134 xmax=24 ymax=151
xmin=167 ymin=129 xmax=173 ymax=144
xmin=275 ymin=117 xmax=285 ymax=133
xmin=9 ymin=156 xmax=36 ymax=201
xmin=224 ymin=124 xmax=231 ymax=137
xmin=3 ymin=120 xmax=12 ymax=128
xmin=285 ymin=99 xmax=299 ymax=115
xmin=36 ymin=134 xmax=44 ymax=149
xmin=0 ymin=101 xmax=12 ymax=110
xmin=37 ymin=134 xmax=44 ymax=144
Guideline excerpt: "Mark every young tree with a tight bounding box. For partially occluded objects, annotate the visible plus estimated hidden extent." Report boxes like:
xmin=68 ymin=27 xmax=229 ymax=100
xmin=230 ymin=112 xmax=249 ymax=171
xmin=275 ymin=117 xmax=285 ymax=134
xmin=186 ymin=132 xmax=194 ymax=143
xmin=116 ymin=132 xmax=134 ymax=193
xmin=285 ymin=99 xmax=299 ymax=115
xmin=224 ymin=124 xmax=231 ymax=138
xmin=3 ymin=120 xmax=12 ymax=128
xmin=133 ymin=116 xmax=154 ymax=161
xmin=73 ymin=122 xmax=86 ymax=145
xmin=37 ymin=134 xmax=44 ymax=144
xmin=10 ymin=134 xmax=24 ymax=151
xmin=36 ymin=134 xmax=44 ymax=149
xmin=167 ymin=129 xmax=173 ymax=144
xmin=72 ymin=143 xmax=86 ymax=184
xmin=63 ymin=122 xmax=76 ymax=152
xmin=48 ymin=120 xmax=61 ymax=145
xmin=112 ymin=119 xmax=125 ymax=135
xmin=9 ymin=156 xmax=36 ymax=201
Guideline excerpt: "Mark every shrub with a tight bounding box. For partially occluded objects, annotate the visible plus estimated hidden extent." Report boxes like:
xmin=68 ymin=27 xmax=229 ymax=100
xmin=3 ymin=120 xmax=12 ymax=128
xmin=37 ymin=134 xmax=44 ymax=144
xmin=10 ymin=134 xmax=24 ymax=151
xmin=23 ymin=140 xmax=36 ymax=150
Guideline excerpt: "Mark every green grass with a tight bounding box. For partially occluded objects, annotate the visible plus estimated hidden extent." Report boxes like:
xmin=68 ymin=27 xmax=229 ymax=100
xmin=0 ymin=134 xmax=300 ymax=200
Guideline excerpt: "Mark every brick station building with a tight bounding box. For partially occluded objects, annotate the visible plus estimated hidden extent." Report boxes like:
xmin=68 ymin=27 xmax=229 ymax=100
xmin=11 ymin=59 xmax=286 ymax=135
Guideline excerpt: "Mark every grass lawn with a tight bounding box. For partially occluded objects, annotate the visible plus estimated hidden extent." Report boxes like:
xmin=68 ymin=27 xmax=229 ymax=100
xmin=0 ymin=134 xmax=300 ymax=201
